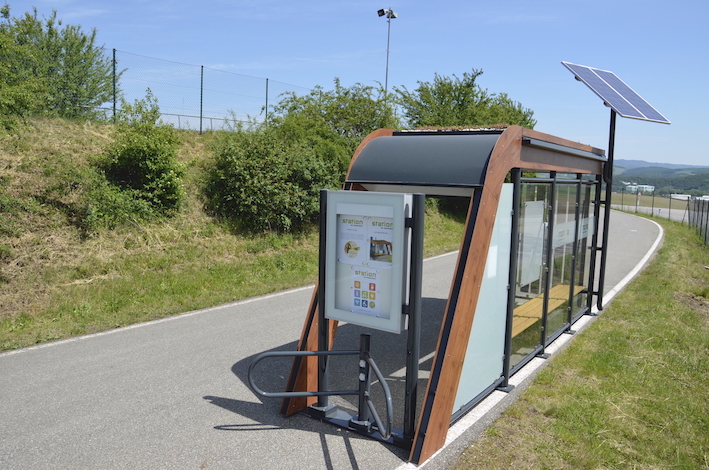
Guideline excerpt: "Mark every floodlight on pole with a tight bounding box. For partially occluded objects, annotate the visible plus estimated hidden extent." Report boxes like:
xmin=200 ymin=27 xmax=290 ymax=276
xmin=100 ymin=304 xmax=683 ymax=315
xmin=377 ymin=8 xmax=397 ymax=95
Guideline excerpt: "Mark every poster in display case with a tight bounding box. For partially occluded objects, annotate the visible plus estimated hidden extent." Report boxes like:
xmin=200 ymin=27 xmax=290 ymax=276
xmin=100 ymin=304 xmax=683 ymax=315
xmin=324 ymin=191 xmax=412 ymax=333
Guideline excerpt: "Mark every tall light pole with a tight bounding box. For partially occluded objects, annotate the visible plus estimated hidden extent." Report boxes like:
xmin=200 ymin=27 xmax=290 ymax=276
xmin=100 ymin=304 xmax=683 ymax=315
xmin=377 ymin=8 xmax=397 ymax=95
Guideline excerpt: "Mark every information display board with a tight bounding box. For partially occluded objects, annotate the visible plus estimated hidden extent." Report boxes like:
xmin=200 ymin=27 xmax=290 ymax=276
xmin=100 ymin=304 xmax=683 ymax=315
xmin=324 ymin=191 xmax=412 ymax=333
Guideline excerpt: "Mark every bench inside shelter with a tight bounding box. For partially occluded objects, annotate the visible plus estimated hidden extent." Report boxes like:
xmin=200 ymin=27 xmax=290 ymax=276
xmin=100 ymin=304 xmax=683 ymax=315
xmin=512 ymin=284 xmax=585 ymax=338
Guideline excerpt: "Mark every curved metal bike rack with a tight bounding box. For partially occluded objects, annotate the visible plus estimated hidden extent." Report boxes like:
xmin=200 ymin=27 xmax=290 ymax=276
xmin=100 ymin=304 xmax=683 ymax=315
xmin=248 ymin=334 xmax=394 ymax=440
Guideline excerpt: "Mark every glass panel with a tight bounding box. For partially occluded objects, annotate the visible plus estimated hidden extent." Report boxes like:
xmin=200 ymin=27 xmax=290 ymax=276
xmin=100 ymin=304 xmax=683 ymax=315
xmin=510 ymin=182 xmax=549 ymax=368
xmin=572 ymin=183 xmax=596 ymax=318
xmin=453 ymin=185 xmax=512 ymax=414
xmin=546 ymin=183 xmax=578 ymax=340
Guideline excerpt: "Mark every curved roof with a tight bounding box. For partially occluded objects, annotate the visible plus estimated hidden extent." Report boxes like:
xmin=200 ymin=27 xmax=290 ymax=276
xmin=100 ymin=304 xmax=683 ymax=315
xmin=345 ymin=128 xmax=605 ymax=197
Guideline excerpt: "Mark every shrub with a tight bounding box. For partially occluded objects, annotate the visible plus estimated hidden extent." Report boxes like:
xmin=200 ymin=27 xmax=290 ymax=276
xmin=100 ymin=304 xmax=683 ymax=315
xmin=98 ymin=91 xmax=184 ymax=215
xmin=205 ymin=129 xmax=342 ymax=233
xmin=36 ymin=162 xmax=152 ymax=234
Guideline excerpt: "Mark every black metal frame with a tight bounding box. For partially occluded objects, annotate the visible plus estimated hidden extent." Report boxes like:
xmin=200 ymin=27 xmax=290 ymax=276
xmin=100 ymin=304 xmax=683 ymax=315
xmin=596 ymin=110 xmax=617 ymax=310
xmin=249 ymin=334 xmax=396 ymax=441
xmin=503 ymin=170 xmax=606 ymax=379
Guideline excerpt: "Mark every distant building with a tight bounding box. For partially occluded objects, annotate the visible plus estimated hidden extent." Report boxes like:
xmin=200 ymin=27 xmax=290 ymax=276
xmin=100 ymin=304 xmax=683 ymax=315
xmin=625 ymin=184 xmax=655 ymax=193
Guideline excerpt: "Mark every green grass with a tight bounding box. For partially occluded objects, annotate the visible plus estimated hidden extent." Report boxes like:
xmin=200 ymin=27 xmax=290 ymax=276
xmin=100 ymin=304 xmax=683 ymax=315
xmin=0 ymin=209 xmax=464 ymax=351
xmin=451 ymin=216 xmax=709 ymax=469
xmin=0 ymin=118 xmax=466 ymax=351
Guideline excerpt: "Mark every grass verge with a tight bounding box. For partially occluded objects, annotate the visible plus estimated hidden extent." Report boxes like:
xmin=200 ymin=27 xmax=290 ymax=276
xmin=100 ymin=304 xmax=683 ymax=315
xmin=451 ymin=216 xmax=709 ymax=469
xmin=0 ymin=118 xmax=467 ymax=351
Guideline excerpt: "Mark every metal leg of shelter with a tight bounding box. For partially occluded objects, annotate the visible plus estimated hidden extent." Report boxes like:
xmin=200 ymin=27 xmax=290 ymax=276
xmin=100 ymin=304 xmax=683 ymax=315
xmin=597 ymin=110 xmax=617 ymax=311
xmin=500 ymin=168 xmax=521 ymax=392
xmin=314 ymin=189 xmax=336 ymax=417
xmin=403 ymin=194 xmax=425 ymax=440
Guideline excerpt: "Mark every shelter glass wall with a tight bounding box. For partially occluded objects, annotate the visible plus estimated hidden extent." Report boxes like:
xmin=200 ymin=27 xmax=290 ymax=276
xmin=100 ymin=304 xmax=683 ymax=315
xmin=453 ymin=185 xmax=512 ymax=416
xmin=510 ymin=182 xmax=549 ymax=368
xmin=510 ymin=174 xmax=598 ymax=369
xmin=545 ymin=179 xmax=579 ymax=341
xmin=572 ymin=182 xmax=596 ymax=321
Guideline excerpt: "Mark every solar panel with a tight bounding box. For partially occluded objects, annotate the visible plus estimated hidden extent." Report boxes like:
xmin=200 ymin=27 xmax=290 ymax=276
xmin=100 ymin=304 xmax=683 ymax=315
xmin=562 ymin=61 xmax=670 ymax=124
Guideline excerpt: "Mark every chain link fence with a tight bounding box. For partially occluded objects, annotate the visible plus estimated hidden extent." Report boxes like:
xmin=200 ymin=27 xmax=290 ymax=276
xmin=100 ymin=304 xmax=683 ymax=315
xmin=107 ymin=50 xmax=310 ymax=132
xmin=610 ymin=192 xmax=690 ymax=223
xmin=611 ymin=191 xmax=709 ymax=246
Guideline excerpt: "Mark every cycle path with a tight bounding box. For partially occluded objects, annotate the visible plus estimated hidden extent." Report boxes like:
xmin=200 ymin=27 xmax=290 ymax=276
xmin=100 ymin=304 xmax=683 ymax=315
xmin=0 ymin=211 xmax=662 ymax=469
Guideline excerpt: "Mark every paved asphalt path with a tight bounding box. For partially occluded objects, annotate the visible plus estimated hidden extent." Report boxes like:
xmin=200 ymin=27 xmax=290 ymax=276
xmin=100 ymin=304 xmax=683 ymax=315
xmin=0 ymin=211 xmax=662 ymax=469
xmin=610 ymin=204 xmax=689 ymax=223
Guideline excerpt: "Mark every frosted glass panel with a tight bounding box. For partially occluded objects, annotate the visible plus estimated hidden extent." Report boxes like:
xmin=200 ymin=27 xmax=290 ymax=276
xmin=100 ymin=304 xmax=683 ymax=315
xmin=453 ymin=184 xmax=512 ymax=413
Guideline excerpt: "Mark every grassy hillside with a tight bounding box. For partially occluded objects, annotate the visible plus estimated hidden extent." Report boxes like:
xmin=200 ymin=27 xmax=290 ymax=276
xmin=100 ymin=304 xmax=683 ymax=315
xmin=0 ymin=118 xmax=466 ymax=351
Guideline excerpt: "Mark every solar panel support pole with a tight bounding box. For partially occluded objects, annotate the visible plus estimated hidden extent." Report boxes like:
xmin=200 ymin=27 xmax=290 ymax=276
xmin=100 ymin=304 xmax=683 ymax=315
xmin=597 ymin=109 xmax=616 ymax=311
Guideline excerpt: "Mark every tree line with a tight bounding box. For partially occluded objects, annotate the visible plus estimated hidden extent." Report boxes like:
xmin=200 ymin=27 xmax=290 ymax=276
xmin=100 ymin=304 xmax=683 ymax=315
xmin=1 ymin=4 xmax=535 ymax=133
xmin=615 ymin=173 xmax=709 ymax=197
xmin=1 ymin=4 xmax=538 ymax=234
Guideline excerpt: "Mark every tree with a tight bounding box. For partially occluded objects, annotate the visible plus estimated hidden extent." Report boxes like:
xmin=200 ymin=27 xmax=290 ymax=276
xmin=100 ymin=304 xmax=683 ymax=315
xmin=267 ymin=78 xmax=400 ymax=171
xmin=395 ymin=69 xmax=536 ymax=129
xmin=0 ymin=4 xmax=118 ymax=119
xmin=0 ymin=5 xmax=50 ymax=130
xmin=0 ymin=32 xmax=47 ymax=130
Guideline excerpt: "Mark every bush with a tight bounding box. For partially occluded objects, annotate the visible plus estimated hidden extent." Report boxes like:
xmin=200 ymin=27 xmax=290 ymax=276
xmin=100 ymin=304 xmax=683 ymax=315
xmin=99 ymin=92 xmax=184 ymax=215
xmin=205 ymin=129 xmax=342 ymax=233
xmin=36 ymin=162 xmax=152 ymax=234
xmin=83 ymin=176 xmax=155 ymax=231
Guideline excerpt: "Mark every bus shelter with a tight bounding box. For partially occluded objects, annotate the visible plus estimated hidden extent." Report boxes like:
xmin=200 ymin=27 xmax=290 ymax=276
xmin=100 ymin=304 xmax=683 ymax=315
xmin=250 ymin=125 xmax=607 ymax=464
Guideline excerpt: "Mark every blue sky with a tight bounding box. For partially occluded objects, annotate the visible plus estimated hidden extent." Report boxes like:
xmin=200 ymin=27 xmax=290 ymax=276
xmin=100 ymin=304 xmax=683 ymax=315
xmin=7 ymin=0 xmax=708 ymax=166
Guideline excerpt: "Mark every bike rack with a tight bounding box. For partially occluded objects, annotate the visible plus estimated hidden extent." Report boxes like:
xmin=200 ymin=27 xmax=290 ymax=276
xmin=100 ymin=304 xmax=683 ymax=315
xmin=248 ymin=334 xmax=395 ymax=441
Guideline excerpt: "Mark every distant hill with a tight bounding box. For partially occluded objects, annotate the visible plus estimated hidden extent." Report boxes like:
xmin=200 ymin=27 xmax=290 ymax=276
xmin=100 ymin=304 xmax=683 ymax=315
xmin=612 ymin=160 xmax=709 ymax=195
xmin=619 ymin=166 xmax=709 ymax=179
xmin=614 ymin=159 xmax=709 ymax=180
xmin=614 ymin=159 xmax=709 ymax=171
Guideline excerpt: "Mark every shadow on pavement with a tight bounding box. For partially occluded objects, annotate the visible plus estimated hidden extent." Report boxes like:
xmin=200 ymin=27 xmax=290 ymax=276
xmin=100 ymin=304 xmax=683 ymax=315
xmin=203 ymin=297 xmax=447 ymax=464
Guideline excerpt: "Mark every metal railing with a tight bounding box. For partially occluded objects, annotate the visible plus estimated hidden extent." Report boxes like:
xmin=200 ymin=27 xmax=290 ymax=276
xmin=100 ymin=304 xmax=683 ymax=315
xmin=610 ymin=191 xmax=709 ymax=246
xmin=610 ymin=192 xmax=689 ymax=223
xmin=688 ymin=198 xmax=709 ymax=246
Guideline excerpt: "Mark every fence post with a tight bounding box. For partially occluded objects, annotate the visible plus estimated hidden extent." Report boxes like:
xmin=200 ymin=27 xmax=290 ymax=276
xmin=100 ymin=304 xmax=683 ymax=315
xmin=112 ymin=49 xmax=117 ymax=123
xmin=699 ymin=200 xmax=709 ymax=245
xmin=700 ymin=199 xmax=704 ymax=240
xmin=651 ymin=190 xmax=655 ymax=216
xmin=705 ymin=201 xmax=709 ymax=245
xmin=699 ymin=199 xmax=705 ymax=241
xmin=200 ymin=66 xmax=204 ymax=135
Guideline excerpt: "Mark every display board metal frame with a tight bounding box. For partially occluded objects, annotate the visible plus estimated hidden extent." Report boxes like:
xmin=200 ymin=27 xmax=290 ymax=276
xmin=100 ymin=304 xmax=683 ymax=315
xmin=323 ymin=190 xmax=413 ymax=334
